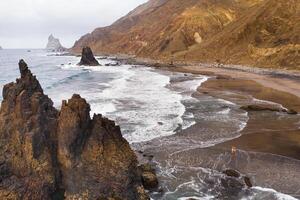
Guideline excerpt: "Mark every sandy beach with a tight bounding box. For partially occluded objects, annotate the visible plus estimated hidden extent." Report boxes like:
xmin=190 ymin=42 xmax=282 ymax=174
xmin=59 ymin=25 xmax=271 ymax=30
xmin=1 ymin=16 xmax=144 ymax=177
xmin=174 ymin=64 xmax=300 ymax=99
xmin=135 ymin=62 xmax=300 ymax=199
xmin=172 ymin=63 xmax=300 ymax=159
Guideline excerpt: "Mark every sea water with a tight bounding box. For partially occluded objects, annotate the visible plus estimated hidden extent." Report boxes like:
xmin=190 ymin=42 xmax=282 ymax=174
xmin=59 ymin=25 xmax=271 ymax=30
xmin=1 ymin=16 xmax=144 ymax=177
xmin=0 ymin=49 xmax=213 ymax=143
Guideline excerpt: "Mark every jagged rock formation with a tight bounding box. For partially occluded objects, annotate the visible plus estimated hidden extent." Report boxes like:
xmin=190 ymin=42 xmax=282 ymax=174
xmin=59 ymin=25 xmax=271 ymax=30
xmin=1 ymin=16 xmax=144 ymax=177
xmin=78 ymin=47 xmax=100 ymax=66
xmin=0 ymin=60 xmax=148 ymax=199
xmin=72 ymin=0 xmax=300 ymax=70
xmin=46 ymin=34 xmax=66 ymax=52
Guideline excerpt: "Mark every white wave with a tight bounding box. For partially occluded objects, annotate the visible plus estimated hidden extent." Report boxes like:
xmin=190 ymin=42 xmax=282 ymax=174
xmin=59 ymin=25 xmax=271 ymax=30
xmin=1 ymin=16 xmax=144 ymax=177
xmin=68 ymin=65 xmax=188 ymax=143
xmin=90 ymin=102 xmax=117 ymax=116
xmin=58 ymin=62 xmax=250 ymax=145
xmin=252 ymin=97 xmax=287 ymax=110
xmin=179 ymin=196 xmax=214 ymax=200
xmin=244 ymin=187 xmax=298 ymax=200
xmin=217 ymin=108 xmax=231 ymax=115
xmin=174 ymin=76 xmax=209 ymax=92
xmin=60 ymin=63 xmax=82 ymax=70
xmin=217 ymin=98 xmax=236 ymax=105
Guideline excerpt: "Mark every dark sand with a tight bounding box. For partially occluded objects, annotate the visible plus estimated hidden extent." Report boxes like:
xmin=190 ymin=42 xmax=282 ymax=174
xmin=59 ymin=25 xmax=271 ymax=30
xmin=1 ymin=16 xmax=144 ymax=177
xmin=198 ymin=77 xmax=300 ymax=160
xmin=137 ymin=64 xmax=300 ymax=199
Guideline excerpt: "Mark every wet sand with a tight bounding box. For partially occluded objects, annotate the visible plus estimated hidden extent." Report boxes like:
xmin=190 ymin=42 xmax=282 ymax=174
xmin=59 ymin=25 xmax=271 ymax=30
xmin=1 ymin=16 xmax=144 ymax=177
xmin=197 ymin=76 xmax=300 ymax=159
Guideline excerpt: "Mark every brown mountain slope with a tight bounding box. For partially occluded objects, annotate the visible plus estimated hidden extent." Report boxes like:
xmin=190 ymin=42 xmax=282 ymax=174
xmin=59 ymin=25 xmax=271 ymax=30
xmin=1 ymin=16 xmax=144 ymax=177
xmin=72 ymin=0 xmax=300 ymax=70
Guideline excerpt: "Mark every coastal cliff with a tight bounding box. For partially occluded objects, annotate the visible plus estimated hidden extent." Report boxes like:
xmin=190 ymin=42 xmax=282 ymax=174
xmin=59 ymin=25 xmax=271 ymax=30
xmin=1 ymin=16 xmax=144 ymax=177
xmin=72 ymin=0 xmax=300 ymax=70
xmin=0 ymin=60 xmax=148 ymax=199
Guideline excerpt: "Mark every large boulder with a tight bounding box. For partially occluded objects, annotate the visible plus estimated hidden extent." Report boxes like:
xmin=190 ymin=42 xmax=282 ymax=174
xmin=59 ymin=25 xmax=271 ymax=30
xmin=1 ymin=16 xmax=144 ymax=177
xmin=0 ymin=60 xmax=149 ymax=200
xmin=138 ymin=164 xmax=158 ymax=190
xmin=223 ymin=169 xmax=240 ymax=178
xmin=222 ymin=169 xmax=253 ymax=189
xmin=78 ymin=47 xmax=100 ymax=66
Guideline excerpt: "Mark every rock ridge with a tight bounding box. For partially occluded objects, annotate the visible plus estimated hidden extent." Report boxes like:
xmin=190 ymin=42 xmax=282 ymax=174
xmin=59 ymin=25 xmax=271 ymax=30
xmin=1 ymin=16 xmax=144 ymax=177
xmin=0 ymin=60 xmax=148 ymax=199
xmin=46 ymin=34 xmax=66 ymax=52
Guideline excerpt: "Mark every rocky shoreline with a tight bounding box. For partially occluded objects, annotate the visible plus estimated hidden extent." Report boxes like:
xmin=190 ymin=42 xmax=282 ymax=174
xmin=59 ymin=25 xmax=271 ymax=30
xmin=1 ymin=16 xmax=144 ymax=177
xmin=0 ymin=60 xmax=157 ymax=199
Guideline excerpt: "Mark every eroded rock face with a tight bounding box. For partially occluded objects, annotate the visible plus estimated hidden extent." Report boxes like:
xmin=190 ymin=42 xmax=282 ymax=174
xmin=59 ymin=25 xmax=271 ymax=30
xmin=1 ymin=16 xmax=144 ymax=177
xmin=0 ymin=60 xmax=148 ymax=200
xmin=0 ymin=60 xmax=60 ymax=199
xmin=46 ymin=34 xmax=66 ymax=52
xmin=138 ymin=164 xmax=158 ymax=190
xmin=78 ymin=47 xmax=100 ymax=66
xmin=58 ymin=95 xmax=147 ymax=199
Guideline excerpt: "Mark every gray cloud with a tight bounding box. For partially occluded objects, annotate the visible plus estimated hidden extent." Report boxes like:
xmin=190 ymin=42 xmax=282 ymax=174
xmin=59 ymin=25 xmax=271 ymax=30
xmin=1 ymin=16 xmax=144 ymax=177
xmin=0 ymin=0 xmax=147 ymax=48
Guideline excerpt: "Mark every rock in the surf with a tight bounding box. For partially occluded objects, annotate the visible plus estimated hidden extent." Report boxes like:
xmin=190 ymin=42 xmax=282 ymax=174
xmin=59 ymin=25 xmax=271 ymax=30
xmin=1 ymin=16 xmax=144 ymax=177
xmin=78 ymin=46 xmax=100 ymax=66
xmin=286 ymin=109 xmax=298 ymax=115
xmin=244 ymin=176 xmax=253 ymax=188
xmin=0 ymin=60 xmax=148 ymax=199
xmin=139 ymin=164 xmax=159 ymax=190
xmin=240 ymin=104 xmax=284 ymax=112
xmin=223 ymin=169 xmax=241 ymax=178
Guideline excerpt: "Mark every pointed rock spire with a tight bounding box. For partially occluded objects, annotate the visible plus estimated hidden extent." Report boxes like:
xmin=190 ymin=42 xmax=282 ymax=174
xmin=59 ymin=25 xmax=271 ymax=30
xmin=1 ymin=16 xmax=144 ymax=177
xmin=78 ymin=46 xmax=100 ymax=66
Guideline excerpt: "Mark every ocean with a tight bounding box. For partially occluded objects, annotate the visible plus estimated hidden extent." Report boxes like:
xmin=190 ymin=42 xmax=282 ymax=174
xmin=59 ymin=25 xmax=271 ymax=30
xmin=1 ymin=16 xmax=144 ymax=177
xmin=0 ymin=49 xmax=297 ymax=200
xmin=0 ymin=49 xmax=247 ymax=144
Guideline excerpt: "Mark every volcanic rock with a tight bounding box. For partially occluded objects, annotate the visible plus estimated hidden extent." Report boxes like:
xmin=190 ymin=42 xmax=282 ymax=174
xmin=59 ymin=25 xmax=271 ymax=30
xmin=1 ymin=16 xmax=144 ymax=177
xmin=138 ymin=164 xmax=158 ymax=190
xmin=223 ymin=169 xmax=240 ymax=178
xmin=286 ymin=109 xmax=298 ymax=115
xmin=0 ymin=60 xmax=149 ymax=199
xmin=240 ymin=104 xmax=284 ymax=112
xmin=244 ymin=176 xmax=253 ymax=188
xmin=78 ymin=47 xmax=100 ymax=66
xmin=46 ymin=34 xmax=66 ymax=52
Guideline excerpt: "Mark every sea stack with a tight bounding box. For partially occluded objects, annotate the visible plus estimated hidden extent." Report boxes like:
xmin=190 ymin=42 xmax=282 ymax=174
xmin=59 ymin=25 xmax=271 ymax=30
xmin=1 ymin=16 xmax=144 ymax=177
xmin=0 ymin=46 xmax=2 ymax=50
xmin=46 ymin=34 xmax=66 ymax=52
xmin=0 ymin=60 xmax=148 ymax=199
xmin=78 ymin=46 xmax=100 ymax=66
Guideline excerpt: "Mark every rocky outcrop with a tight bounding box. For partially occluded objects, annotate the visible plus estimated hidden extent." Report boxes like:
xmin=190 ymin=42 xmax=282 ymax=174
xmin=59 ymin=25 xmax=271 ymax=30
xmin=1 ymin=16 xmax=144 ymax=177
xmin=0 ymin=60 xmax=148 ymax=199
xmin=222 ymin=169 xmax=253 ymax=188
xmin=78 ymin=47 xmax=100 ymax=66
xmin=0 ymin=46 xmax=2 ymax=50
xmin=241 ymin=104 xmax=298 ymax=115
xmin=241 ymin=104 xmax=284 ymax=112
xmin=223 ymin=169 xmax=240 ymax=178
xmin=46 ymin=34 xmax=66 ymax=52
xmin=138 ymin=164 xmax=158 ymax=190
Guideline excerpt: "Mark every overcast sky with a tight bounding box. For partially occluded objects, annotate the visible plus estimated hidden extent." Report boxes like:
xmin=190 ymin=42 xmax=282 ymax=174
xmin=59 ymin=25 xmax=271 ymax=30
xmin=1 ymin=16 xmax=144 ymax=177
xmin=0 ymin=0 xmax=147 ymax=48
